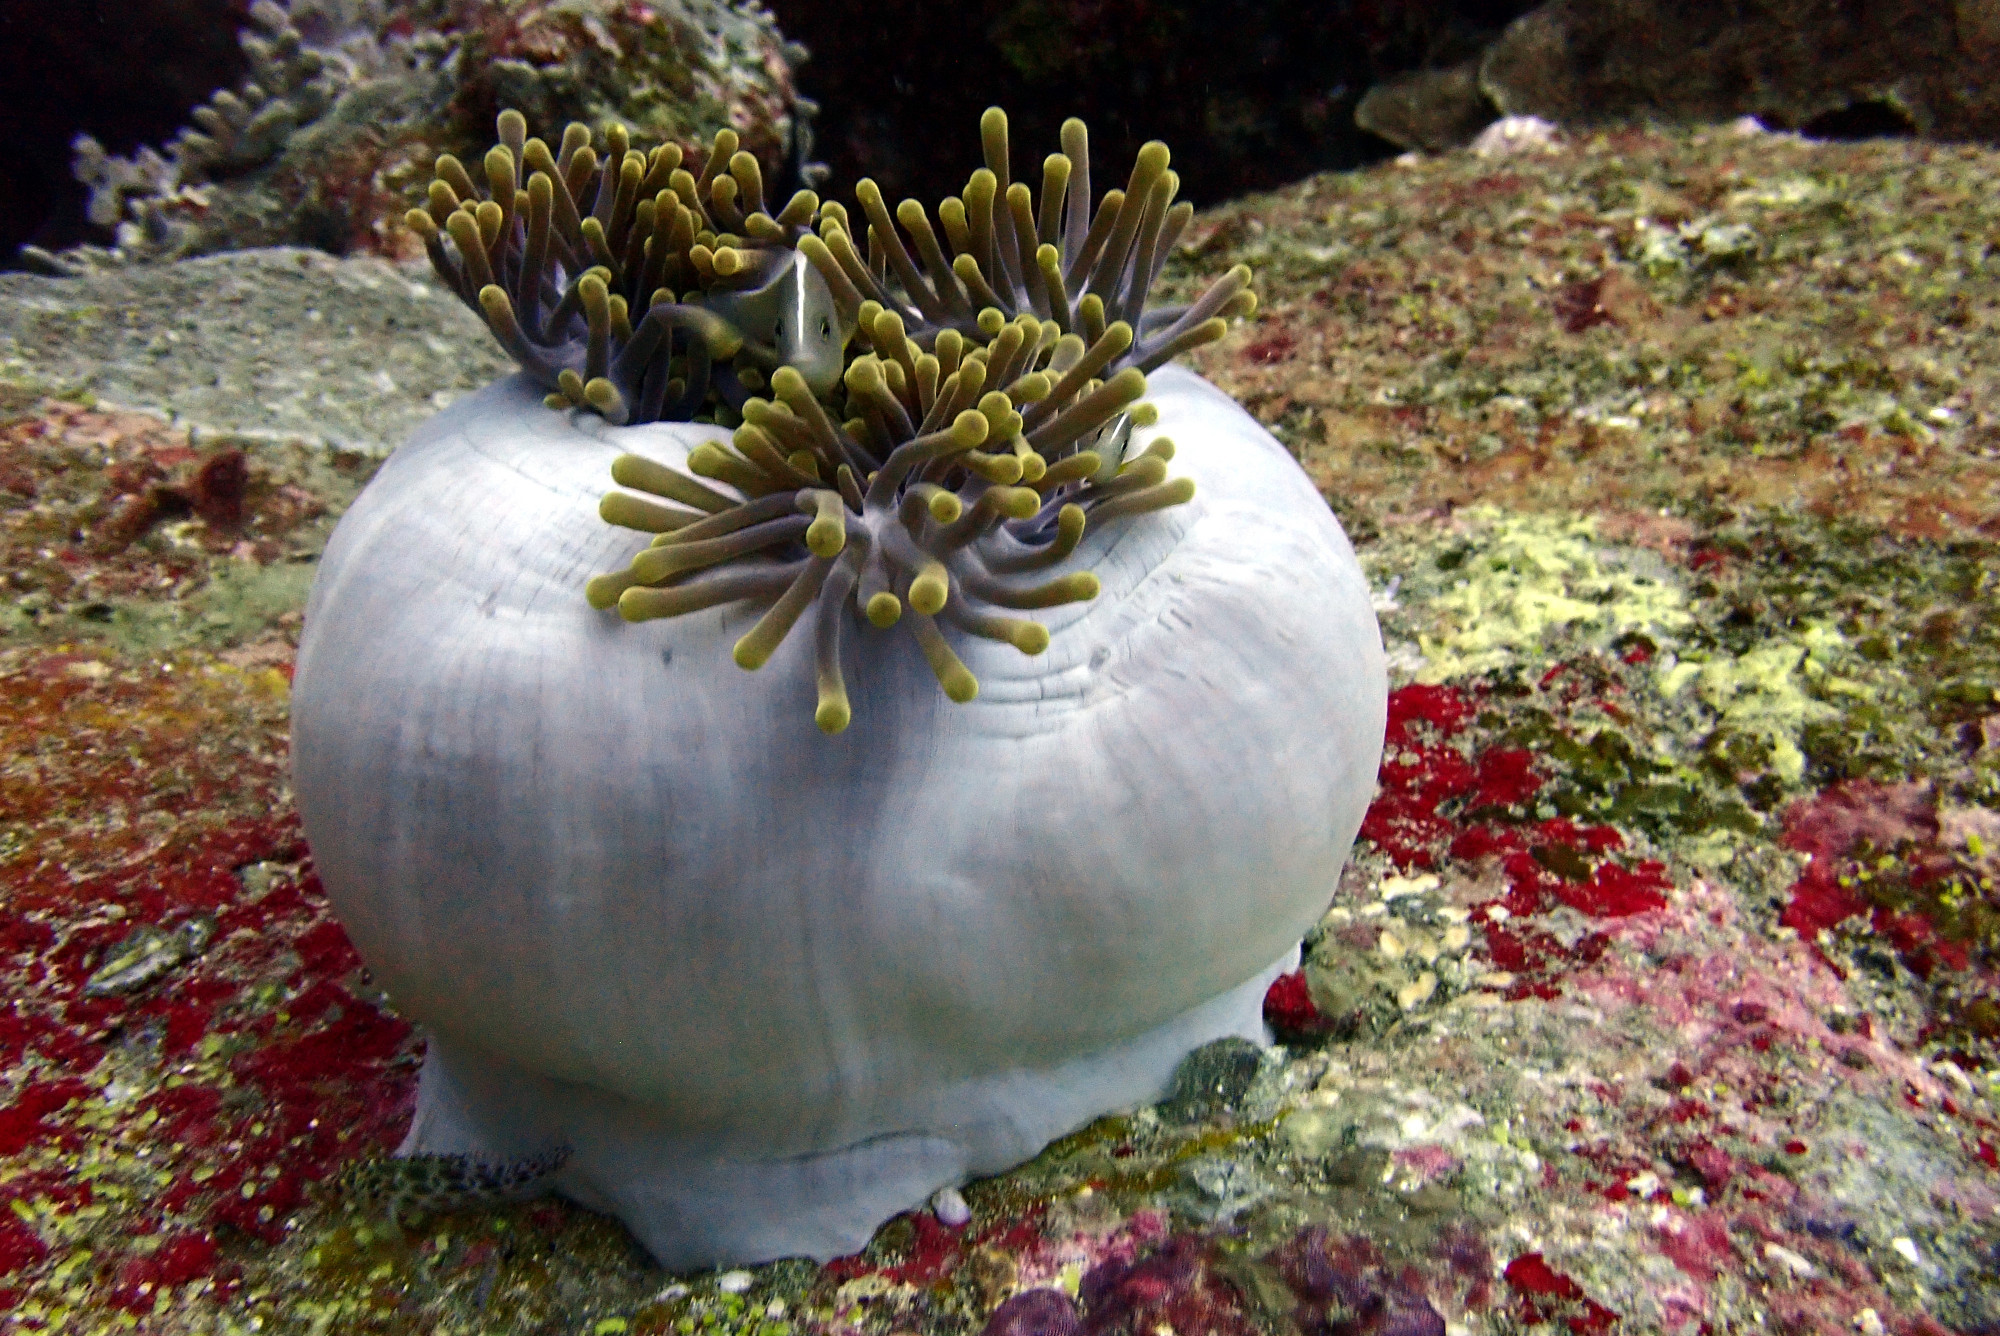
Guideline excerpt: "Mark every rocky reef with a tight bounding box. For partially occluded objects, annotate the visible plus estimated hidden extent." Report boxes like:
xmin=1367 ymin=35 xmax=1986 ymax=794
xmin=1 ymin=111 xmax=1998 ymax=1334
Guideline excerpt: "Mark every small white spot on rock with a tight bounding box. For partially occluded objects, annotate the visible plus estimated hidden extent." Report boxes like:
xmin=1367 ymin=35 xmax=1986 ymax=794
xmin=932 ymin=1186 xmax=971 ymax=1228
xmin=1764 ymin=1242 xmax=1817 ymax=1278
xmin=1379 ymin=873 xmax=1439 ymax=900
xmin=1471 ymin=115 xmax=1560 ymax=157
xmin=717 ymin=1270 xmax=753 ymax=1293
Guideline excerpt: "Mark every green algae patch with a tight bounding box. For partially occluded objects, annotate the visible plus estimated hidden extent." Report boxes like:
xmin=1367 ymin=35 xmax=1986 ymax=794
xmin=48 ymin=558 xmax=321 ymax=658
xmin=1402 ymin=507 xmax=1690 ymax=683
xmin=1656 ymin=622 xmax=1858 ymax=784
xmin=0 ymin=395 xmax=374 ymax=658
xmin=1162 ymin=126 xmax=2000 ymax=541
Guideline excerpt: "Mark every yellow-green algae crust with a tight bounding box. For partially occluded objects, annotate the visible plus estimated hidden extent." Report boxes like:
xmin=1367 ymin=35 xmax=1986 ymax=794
xmin=1404 ymin=506 xmax=1691 ymax=682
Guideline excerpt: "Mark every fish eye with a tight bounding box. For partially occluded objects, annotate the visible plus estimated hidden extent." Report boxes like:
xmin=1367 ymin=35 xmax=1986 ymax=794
xmin=819 ymin=317 xmax=831 ymax=338
xmin=774 ymin=319 xmax=784 ymax=340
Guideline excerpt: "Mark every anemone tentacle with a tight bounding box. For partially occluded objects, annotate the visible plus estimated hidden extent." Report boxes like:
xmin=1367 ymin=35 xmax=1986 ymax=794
xmin=586 ymin=305 xmax=1170 ymax=729
xmin=799 ymin=109 xmax=1257 ymax=376
xmin=411 ymin=111 xmax=847 ymax=423
xmin=429 ymin=108 xmax=1258 ymax=729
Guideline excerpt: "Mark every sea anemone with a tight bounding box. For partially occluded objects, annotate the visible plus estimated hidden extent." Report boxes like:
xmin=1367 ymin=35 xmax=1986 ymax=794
xmin=411 ymin=108 xmax=1263 ymax=729
xmin=292 ymin=109 xmax=1386 ymax=1267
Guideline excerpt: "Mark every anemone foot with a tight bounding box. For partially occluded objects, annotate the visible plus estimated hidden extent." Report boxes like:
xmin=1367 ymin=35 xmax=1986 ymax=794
xmin=397 ymin=949 xmax=1295 ymax=1268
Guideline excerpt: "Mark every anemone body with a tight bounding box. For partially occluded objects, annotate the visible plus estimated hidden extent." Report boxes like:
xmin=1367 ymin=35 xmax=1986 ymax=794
xmin=291 ymin=363 xmax=1385 ymax=1267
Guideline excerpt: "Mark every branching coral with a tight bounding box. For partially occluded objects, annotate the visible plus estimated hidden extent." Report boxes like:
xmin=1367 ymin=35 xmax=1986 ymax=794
xmin=417 ymin=108 xmax=1256 ymax=728
xmin=177 ymin=1 xmax=350 ymax=174
xmin=72 ymin=0 xmax=400 ymax=243
xmin=48 ymin=0 xmax=807 ymax=268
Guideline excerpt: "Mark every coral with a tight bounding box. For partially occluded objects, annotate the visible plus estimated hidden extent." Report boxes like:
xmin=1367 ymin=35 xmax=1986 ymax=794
xmin=170 ymin=0 xmax=352 ymax=176
xmin=67 ymin=0 xmax=442 ymax=261
xmin=48 ymin=0 xmax=809 ymax=267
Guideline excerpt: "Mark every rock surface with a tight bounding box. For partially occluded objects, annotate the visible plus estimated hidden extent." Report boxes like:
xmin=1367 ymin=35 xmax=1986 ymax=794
xmin=0 ymin=249 xmax=506 ymax=454
xmin=1361 ymin=0 xmax=2000 ymax=152
xmin=1 ymin=121 xmax=1997 ymax=1334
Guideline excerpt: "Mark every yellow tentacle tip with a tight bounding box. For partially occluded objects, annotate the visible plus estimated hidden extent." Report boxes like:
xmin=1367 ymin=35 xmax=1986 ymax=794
xmin=910 ymin=563 xmax=949 ymax=616
xmin=1010 ymin=372 xmax=1051 ymax=402
xmin=950 ymin=410 xmax=991 ymax=450
xmin=1011 ymin=621 xmax=1051 ymax=654
xmin=733 ymin=635 xmax=772 ymax=671
xmin=845 ymin=357 xmax=884 ymax=394
xmin=1058 ymin=572 xmax=1101 ymax=602
xmin=1106 ymin=366 xmax=1148 ymax=399
xmin=815 ymin=697 xmax=852 ymax=735
xmin=990 ymin=486 xmax=1041 ymax=520
xmin=806 ymin=517 xmax=846 ymax=558
xmin=866 ymin=591 xmax=902 ymax=627
xmin=616 ymin=587 xmax=667 ymax=622
xmin=965 ymin=450 xmax=1023 ymax=485
xmin=942 ymin=665 xmax=979 ymax=704
xmin=927 ymin=491 xmax=963 ymax=523
xmin=473 ymin=199 xmax=504 ymax=249
xmin=584 ymin=572 xmax=628 ymax=610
